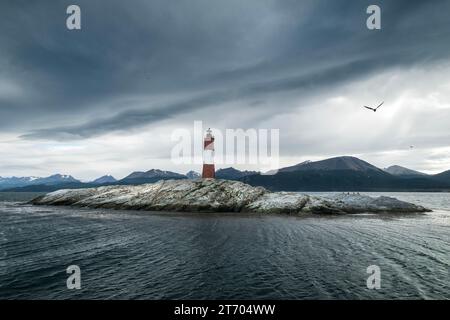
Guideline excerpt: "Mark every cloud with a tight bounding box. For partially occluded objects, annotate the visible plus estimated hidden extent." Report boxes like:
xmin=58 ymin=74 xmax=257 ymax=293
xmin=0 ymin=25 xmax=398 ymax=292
xmin=20 ymin=51 xmax=446 ymax=140
xmin=19 ymin=55 xmax=390 ymax=140
xmin=1 ymin=0 xmax=450 ymax=177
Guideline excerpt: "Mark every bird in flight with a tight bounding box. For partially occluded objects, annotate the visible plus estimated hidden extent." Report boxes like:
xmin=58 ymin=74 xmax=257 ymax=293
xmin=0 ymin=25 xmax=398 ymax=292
xmin=363 ymin=101 xmax=384 ymax=112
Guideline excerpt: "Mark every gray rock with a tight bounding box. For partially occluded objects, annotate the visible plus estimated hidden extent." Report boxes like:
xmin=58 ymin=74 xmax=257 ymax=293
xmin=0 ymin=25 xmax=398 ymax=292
xmin=30 ymin=179 xmax=431 ymax=214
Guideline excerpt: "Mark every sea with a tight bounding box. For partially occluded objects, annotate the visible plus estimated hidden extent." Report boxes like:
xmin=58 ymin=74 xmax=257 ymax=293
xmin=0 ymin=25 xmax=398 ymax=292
xmin=0 ymin=192 xmax=448 ymax=299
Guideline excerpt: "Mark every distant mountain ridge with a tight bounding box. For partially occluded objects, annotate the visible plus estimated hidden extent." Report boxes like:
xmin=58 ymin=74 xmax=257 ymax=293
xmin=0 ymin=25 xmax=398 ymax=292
xmin=2 ymin=157 xmax=450 ymax=192
xmin=433 ymin=170 xmax=450 ymax=183
xmin=280 ymin=156 xmax=383 ymax=173
xmin=186 ymin=171 xmax=201 ymax=179
xmin=384 ymin=165 xmax=427 ymax=177
xmin=0 ymin=176 xmax=39 ymax=189
xmin=242 ymin=156 xmax=450 ymax=192
xmin=0 ymin=174 xmax=79 ymax=190
xmin=35 ymin=174 xmax=79 ymax=184
xmin=215 ymin=167 xmax=259 ymax=180
xmin=120 ymin=169 xmax=186 ymax=184
xmin=92 ymin=175 xmax=117 ymax=184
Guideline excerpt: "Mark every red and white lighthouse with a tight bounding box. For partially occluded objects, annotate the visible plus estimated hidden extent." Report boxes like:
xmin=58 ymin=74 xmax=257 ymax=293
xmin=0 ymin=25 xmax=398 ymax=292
xmin=202 ymin=128 xmax=215 ymax=178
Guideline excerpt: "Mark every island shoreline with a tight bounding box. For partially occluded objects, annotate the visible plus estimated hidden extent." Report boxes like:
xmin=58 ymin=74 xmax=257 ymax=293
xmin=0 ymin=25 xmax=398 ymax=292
xmin=29 ymin=179 xmax=431 ymax=215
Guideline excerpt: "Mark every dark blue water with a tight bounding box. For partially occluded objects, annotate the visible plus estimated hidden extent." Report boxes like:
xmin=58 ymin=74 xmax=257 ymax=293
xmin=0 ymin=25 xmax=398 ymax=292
xmin=0 ymin=192 xmax=448 ymax=299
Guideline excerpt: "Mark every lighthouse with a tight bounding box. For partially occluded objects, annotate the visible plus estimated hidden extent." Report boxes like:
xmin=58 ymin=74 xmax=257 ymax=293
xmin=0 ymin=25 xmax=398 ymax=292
xmin=202 ymin=128 xmax=215 ymax=178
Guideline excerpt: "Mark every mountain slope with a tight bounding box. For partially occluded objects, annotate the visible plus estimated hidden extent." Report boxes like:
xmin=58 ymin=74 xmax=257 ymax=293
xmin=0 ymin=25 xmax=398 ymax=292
xmin=215 ymin=167 xmax=259 ymax=180
xmin=0 ymin=174 xmax=80 ymax=190
xmin=433 ymin=170 xmax=450 ymax=183
xmin=186 ymin=171 xmax=201 ymax=179
xmin=242 ymin=156 xmax=450 ymax=191
xmin=384 ymin=165 xmax=427 ymax=177
xmin=92 ymin=175 xmax=117 ymax=184
xmin=33 ymin=174 xmax=79 ymax=185
xmin=0 ymin=176 xmax=40 ymax=190
xmin=279 ymin=156 xmax=384 ymax=173
xmin=120 ymin=169 xmax=186 ymax=184
xmin=3 ymin=182 xmax=92 ymax=192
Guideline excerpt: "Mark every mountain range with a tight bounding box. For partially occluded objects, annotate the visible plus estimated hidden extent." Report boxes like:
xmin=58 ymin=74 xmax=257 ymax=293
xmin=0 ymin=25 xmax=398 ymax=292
xmin=0 ymin=170 xmax=195 ymax=192
xmin=0 ymin=174 xmax=79 ymax=190
xmin=2 ymin=156 xmax=450 ymax=192
xmin=241 ymin=157 xmax=450 ymax=191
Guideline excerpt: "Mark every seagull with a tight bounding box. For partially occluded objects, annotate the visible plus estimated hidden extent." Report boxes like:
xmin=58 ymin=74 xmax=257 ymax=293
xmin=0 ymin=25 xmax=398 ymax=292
xmin=363 ymin=101 xmax=384 ymax=112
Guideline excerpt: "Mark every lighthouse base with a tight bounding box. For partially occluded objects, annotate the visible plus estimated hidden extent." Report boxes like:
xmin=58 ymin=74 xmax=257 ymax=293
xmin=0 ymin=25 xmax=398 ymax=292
xmin=202 ymin=164 xmax=215 ymax=179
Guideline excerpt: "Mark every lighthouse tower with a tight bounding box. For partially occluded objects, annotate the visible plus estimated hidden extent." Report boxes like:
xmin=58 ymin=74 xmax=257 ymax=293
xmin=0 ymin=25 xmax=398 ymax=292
xmin=202 ymin=128 xmax=215 ymax=178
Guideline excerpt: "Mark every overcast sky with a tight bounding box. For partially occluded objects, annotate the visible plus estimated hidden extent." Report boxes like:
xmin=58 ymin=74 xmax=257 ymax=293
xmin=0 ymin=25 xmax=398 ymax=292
xmin=1 ymin=0 xmax=450 ymax=180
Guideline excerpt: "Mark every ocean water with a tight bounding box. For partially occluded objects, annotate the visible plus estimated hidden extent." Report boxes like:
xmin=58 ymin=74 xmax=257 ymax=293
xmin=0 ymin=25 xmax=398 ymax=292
xmin=0 ymin=192 xmax=448 ymax=300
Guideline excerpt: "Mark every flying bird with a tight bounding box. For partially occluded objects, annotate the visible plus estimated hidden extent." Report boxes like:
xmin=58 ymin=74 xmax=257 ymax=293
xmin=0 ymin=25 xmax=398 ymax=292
xmin=363 ymin=102 xmax=384 ymax=112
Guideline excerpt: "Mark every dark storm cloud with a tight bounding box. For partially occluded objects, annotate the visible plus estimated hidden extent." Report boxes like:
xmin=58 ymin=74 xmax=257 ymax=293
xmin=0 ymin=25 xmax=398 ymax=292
xmin=19 ymin=54 xmax=394 ymax=140
xmin=1 ymin=0 xmax=450 ymax=139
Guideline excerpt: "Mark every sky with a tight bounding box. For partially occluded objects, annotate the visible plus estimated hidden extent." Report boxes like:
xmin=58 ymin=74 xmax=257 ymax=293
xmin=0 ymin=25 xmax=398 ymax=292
xmin=1 ymin=0 xmax=450 ymax=180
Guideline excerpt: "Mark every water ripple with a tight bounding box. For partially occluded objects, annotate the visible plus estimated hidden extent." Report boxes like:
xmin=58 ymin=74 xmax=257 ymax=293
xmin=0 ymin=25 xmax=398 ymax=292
xmin=0 ymin=192 xmax=449 ymax=299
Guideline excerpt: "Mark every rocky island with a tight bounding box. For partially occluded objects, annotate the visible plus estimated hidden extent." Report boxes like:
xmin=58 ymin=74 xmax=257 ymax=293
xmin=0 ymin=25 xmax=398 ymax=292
xmin=30 ymin=179 xmax=431 ymax=214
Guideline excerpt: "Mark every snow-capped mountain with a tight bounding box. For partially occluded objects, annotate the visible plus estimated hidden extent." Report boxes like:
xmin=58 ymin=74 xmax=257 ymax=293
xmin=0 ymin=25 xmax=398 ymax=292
xmin=0 ymin=174 xmax=80 ymax=190
xmin=185 ymin=171 xmax=201 ymax=179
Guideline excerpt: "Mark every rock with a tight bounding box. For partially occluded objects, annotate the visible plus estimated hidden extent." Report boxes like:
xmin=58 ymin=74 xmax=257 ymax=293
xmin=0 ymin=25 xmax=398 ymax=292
xmin=30 ymin=179 xmax=431 ymax=214
xmin=243 ymin=192 xmax=310 ymax=214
